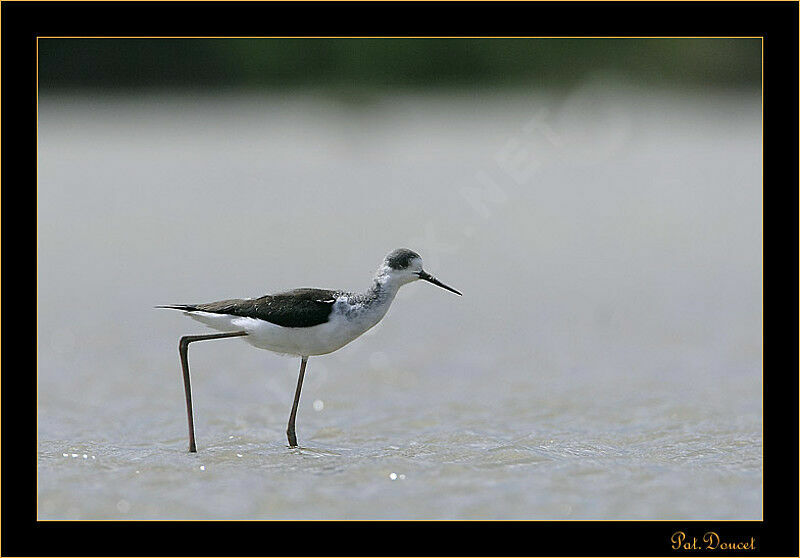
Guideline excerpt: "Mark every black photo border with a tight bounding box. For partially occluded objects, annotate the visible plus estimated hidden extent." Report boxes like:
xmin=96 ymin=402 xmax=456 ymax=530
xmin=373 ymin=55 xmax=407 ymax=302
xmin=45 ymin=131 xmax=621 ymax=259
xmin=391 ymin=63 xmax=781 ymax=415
xmin=4 ymin=1 xmax=797 ymax=556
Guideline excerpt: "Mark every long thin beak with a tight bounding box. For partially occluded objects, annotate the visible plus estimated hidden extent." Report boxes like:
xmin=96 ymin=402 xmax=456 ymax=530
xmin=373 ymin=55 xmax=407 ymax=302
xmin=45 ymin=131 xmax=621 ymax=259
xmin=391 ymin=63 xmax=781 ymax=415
xmin=417 ymin=270 xmax=462 ymax=296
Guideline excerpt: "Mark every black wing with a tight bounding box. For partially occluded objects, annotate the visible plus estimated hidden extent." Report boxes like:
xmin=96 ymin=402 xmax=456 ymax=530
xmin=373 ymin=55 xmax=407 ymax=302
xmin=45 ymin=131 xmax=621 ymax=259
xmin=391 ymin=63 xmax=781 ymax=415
xmin=159 ymin=288 xmax=339 ymax=328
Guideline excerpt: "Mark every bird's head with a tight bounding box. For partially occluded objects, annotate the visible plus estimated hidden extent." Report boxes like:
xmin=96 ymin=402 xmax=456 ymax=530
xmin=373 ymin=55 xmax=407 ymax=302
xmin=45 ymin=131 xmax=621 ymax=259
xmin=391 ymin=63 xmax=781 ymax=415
xmin=378 ymin=248 xmax=462 ymax=295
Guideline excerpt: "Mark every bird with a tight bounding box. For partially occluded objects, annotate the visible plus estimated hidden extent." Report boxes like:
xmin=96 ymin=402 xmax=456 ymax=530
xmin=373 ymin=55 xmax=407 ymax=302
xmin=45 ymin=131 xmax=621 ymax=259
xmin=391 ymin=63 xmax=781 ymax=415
xmin=158 ymin=248 xmax=462 ymax=452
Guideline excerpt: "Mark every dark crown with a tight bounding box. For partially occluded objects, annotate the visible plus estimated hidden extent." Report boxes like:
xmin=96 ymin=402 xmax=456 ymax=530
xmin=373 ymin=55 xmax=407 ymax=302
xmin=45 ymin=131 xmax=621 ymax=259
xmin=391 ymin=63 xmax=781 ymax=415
xmin=385 ymin=248 xmax=421 ymax=270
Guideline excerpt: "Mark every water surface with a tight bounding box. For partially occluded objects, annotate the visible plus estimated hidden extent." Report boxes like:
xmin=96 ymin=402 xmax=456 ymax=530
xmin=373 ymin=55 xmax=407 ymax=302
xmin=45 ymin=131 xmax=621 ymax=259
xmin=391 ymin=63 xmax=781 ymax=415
xmin=38 ymin=87 xmax=762 ymax=519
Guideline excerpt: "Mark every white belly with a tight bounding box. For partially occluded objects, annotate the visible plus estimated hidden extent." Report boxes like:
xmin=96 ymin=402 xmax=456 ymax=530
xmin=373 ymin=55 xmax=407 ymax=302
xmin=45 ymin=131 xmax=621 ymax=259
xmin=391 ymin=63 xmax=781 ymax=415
xmin=184 ymin=309 xmax=382 ymax=357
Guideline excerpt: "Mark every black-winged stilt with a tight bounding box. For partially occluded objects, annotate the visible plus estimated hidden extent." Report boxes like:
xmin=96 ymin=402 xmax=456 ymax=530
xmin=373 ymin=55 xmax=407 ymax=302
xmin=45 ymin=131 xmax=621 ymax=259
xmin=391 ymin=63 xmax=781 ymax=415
xmin=158 ymin=248 xmax=461 ymax=452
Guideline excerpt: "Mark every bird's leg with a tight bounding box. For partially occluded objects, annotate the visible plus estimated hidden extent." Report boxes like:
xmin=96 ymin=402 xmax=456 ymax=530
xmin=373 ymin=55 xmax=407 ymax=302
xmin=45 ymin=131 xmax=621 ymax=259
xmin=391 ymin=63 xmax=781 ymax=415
xmin=178 ymin=331 xmax=248 ymax=452
xmin=287 ymin=356 xmax=308 ymax=448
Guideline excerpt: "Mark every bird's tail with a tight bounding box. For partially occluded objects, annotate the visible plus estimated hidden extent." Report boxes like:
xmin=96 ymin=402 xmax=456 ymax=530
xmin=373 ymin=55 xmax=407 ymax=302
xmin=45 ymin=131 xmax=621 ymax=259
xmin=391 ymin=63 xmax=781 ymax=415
xmin=154 ymin=304 xmax=197 ymax=311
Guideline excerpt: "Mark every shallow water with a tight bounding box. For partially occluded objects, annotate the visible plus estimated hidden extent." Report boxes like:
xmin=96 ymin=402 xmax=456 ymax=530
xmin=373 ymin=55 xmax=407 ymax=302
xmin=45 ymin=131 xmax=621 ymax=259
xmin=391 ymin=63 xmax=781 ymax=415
xmin=37 ymin=85 xmax=762 ymax=519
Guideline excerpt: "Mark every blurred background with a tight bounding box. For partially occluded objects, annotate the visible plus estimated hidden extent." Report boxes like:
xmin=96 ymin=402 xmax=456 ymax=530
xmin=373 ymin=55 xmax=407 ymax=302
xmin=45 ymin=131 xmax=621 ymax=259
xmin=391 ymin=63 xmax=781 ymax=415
xmin=37 ymin=38 xmax=762 ymax=520
xmin=39 ymin=38 xmax=760 ymax=90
